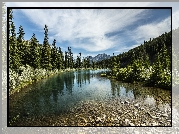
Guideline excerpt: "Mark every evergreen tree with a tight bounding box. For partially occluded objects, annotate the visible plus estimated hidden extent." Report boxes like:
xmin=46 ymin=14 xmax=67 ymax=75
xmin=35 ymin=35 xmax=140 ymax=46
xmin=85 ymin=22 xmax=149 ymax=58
xmin=67 ymin=47 xmax=73 ymax=69
xmin=17 ymin=25 xmax=26 ymax=65
xmin=41 ymin=25 xmax=52 ymax=70
xmin=76 ymin=53 xmax=81 ymax=69
xmin=159 ymin=44 xmax=171 ymax=70
xmin=51 ymin=39 xmax=58 ymax=70
xmin=112 ymin=56 xmax=120 ymax=76
xmin=9 ymin=9 xmax=21 ymax=70
xmin=82 ymin=57 xmax=86 ymax=68
xmin=29 ymin=33 xmax=41 ymax=69
xmin=64 ymin=51 xmax=68 ymax=69
xmin=57 ymin=47 xmax=64 ymax=70
xmin=78 ymin=53 xmax=81 ymax=68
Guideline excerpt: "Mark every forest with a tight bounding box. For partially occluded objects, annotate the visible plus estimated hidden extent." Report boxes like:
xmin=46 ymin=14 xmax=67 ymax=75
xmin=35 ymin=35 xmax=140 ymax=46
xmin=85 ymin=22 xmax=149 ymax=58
xmin=98 ymin=30 xmax=172 ymax=90
xmin=9 ymin=9 xmax=175 ymax=95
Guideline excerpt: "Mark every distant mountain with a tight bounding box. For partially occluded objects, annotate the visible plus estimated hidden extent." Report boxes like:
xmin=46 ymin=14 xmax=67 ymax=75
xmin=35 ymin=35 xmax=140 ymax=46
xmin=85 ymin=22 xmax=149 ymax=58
xmin=86 ymin=53 xmax=111 ymax=63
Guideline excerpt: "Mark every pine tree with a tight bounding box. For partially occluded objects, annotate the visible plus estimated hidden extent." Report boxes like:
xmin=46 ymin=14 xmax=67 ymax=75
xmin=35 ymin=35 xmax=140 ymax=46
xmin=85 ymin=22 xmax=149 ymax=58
xmin=79 ymin=53 xmax=81 ymax=68
xmin=159 ymin=44 xmax=171 ymax=70
xmin=17 ymin=25 xmax=26 ymax=66
xmin=41 ymin=25 xmax=52 ymax=70
xmin=67 ymin=47 xmax=73 ymax=69
xmin=82 ymin=57 xmax=86 ymax=68
xmin=51 ymin=39 xmax=58 ymax=70
xmin=150 ymin=53 xmax=163 ymax=85
xmin=76 ymin=53 xmax=81 ymax=69
xmin=64 ymin=51 xmax=68 ymax=69
xmin=9 ymin=9 xmax=21 ymax=70
xmin=29 ymin=33 xmax=40 ymax=69
xmin=57 ymin=47 xmax=64 ymax=70
xmin=131 ymin=57 xmax=143 ymax=82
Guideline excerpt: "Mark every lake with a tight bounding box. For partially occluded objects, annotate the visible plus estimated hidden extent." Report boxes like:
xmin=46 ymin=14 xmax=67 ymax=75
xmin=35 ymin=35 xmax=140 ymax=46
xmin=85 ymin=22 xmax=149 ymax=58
xmin=9 ymin=69 xmax=171 ymax=126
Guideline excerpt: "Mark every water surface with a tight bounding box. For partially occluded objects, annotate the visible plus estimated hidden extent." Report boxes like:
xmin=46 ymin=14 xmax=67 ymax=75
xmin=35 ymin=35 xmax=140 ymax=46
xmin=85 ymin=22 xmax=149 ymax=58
xmin=9 ymin=69 xmax=171 ymax=126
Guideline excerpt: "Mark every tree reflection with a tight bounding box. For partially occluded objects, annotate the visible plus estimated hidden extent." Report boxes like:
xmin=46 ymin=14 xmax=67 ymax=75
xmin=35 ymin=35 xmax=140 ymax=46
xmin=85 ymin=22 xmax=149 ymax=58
xmin=64 ymin=72 xmax=74 ymax=94
xmin=76 ymin=70 xmax=91 ymax=88
xmin=110 ymin=79 xmax=116 ymax=96
xmin=56 ymin=74 xmax=64 ymax=95
xmin=110 ymin=79 xmax=122 ymax=98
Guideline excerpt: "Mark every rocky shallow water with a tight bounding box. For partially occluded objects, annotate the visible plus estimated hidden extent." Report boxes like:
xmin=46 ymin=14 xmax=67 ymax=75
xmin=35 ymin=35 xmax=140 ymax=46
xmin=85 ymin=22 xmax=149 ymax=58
xmin=11 ymin=97 xmax=171 ymax=126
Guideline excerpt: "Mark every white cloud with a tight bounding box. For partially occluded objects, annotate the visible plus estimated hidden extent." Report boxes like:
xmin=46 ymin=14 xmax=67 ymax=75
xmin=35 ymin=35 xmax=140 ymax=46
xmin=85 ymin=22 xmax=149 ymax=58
xmin=114 ymin=16 xmax=171 ymax=54
xmin=6 ymin=2 xmax=177 ymax=53
xmin=131 ymin=15 xmax=171 ymax=45
xmin=13 ymin=8 xmax=148 ymax=52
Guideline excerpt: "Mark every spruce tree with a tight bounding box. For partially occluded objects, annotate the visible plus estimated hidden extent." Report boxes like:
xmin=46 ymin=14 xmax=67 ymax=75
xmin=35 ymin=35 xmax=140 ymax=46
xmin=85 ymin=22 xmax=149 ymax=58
xmin=57 ymin=47 xmax=64 ymax=70
xmin=64 ymin=51 xmax=68 ymax=69
xmin=29 ymin=33 xmax=40 ymax=69
xmin=17 ymin=25 xmax=26 ymax=66
xmin=67 ymin=47 xmax=73 ymax=69
xmin=41 ymin=25 xmax=52 ymax=70
xmin=79 ymin=53 xmax=81 ymax=68
xmin=51 ymin=39 xmax=58 ymax=70
xmin=9 ymin=9 xmax=21 ymax=70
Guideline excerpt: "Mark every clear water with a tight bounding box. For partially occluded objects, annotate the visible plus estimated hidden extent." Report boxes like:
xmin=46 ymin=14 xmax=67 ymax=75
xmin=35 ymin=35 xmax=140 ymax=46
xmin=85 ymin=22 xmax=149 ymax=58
xmin=9 ymin=69 xmax=171 ymax=125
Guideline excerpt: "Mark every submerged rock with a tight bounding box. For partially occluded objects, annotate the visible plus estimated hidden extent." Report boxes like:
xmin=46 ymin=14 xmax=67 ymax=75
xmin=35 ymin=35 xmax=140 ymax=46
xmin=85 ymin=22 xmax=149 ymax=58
xmin=134 ymin=103 xmax=139 ymax=108
xmin=10 ymin=97 xmax=171 ymax=126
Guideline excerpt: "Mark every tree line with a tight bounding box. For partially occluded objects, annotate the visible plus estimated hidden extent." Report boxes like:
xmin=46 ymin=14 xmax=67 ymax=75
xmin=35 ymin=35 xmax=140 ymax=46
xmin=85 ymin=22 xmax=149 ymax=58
xmin=9 ymin=9 xmax=93 ymax=73
xmin=97 ymin=30 xmax=172 ymax=90
xmin=9 ymin=9 xmax=96 ymax=93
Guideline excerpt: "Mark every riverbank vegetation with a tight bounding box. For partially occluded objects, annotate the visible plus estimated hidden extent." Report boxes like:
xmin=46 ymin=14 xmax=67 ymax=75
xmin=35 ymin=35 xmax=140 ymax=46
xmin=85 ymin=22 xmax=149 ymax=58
xmin=96 ymin=29 xmax=174 ymax=90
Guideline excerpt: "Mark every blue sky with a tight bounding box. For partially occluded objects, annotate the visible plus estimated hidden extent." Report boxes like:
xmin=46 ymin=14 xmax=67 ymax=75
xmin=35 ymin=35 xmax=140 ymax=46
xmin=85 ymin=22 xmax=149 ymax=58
xmin=6 ymin=2 xmax=178 ymax=59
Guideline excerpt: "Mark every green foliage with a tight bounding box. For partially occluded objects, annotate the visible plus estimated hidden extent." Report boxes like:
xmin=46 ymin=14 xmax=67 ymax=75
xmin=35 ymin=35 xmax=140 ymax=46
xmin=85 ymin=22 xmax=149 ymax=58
xmin=105 ymin=31 xmax=172 ymax=90
xmin=75 ymin=53 xmax=82 ymax=69
xmin=9 ymin=9 xmax=21 ymax=70
xmin=57 ymin=47 xmax=64 ymax=70
xmin=146 ymin=46 xmax=171 ymax=89
xmin=51 ymin=39 xmax=58 ymax=70
xmin=41 ymin=25 xmax=52 ymax=70
xmin=29 ymin=33 xmax=41 ymax=69
xmin=9 ymin=65 xmax=60 ymax=94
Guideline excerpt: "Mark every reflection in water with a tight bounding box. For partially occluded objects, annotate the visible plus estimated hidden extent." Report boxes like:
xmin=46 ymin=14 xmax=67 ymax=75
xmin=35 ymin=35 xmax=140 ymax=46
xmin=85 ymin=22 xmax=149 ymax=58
xmin=9 ymin=69 xmax=171 ymax=125
xmin=75 ymin=70 xmax=91 ymax=87
xmin=110 ymin=79 xmax=135 ymax=100
xmin=64 ymin=72 xmax=74 ymax=94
